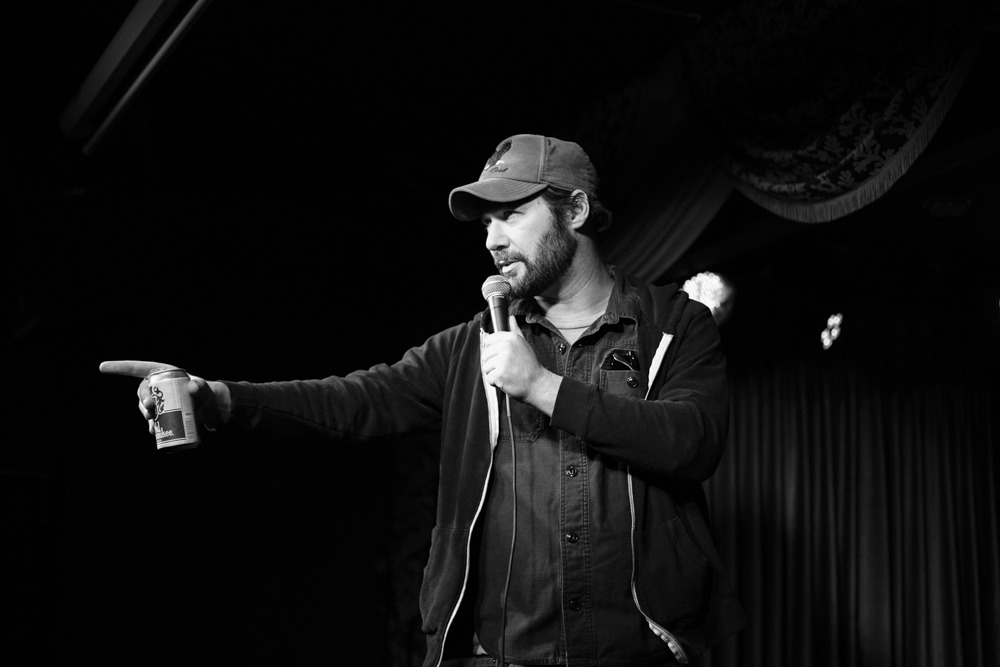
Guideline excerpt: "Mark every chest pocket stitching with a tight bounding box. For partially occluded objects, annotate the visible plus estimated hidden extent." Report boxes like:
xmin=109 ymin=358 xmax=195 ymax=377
xmin=497 ymin=403 xmax=547 ymax=442
xmin=600 ymin=369 xmax=648 ymax=397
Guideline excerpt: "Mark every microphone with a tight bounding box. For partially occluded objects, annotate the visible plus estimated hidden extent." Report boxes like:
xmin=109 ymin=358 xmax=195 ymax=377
xmin=481 ymin=275 xmax=511 ymax=332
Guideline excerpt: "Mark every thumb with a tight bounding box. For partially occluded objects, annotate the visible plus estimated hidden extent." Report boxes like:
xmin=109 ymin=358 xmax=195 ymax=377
xmin=509 ymin=315 xmax=523 ymax=338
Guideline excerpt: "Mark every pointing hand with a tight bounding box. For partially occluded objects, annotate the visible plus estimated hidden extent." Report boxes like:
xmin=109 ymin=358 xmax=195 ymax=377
xmin=99 ymin=360 xmax=230 ymax=436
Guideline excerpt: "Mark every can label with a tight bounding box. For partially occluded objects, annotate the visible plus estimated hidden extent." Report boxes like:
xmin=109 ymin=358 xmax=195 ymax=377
xmin=148 ymin=370 xmax=200 ymax=450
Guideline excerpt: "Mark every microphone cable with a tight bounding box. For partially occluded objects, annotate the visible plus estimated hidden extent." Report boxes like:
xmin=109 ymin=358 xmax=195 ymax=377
xmin=498 ymin=391 xmax=516 ymax=666
xmin=480 ymin=275 xmax=517 ymax=664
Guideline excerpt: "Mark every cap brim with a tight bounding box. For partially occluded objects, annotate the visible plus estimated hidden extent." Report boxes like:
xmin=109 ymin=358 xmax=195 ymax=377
xmin=448 ymin=179 xmax=549 ymax=221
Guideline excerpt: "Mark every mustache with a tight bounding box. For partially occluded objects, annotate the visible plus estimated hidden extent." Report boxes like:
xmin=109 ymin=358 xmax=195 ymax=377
xmin=492 ymin=251 xmax=526 ymax=269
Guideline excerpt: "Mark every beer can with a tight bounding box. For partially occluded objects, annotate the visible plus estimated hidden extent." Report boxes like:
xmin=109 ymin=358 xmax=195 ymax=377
xmin=147 ymin=368 xmax=201 ymax=450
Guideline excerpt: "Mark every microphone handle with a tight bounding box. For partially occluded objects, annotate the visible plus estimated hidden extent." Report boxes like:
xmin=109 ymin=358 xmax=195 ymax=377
xmin=488 ymin=296 xmax=509 ymax=332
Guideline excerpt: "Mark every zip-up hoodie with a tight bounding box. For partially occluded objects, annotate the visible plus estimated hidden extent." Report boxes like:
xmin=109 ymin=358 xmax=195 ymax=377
xmin=223 ymin=271 xmax=746 ymax=665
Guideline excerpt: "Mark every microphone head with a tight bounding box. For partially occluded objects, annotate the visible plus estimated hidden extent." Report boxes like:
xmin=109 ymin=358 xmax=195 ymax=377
xmin=481 ymin=274 xmax=511 ymax=301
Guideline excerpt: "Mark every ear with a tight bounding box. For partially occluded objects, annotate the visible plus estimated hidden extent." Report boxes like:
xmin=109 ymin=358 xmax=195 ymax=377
xmin=567 ymin=190 xmax=590 ymax=231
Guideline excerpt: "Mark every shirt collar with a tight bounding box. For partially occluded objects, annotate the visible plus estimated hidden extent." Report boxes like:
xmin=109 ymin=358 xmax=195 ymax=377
xmin=510 ymin=266 xmax=640 ymax=327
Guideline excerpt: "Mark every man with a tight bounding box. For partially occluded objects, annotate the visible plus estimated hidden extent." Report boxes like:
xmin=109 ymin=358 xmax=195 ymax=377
xmin=101 ymin=134 xmax=745 ymax=666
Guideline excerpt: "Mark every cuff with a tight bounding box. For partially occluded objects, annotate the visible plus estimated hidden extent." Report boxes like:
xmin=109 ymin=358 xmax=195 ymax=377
xmin=549 ymin=376 xmax=596 ymax=439
xmin=220 ymin=380 xmax=259 ymax=432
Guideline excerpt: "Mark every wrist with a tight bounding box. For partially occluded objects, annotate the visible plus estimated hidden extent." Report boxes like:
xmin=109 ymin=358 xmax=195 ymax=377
xmin=209 ymin=380 xmax=232 ymax=425
xmin=526 ymin=370 xmax=562 ymax=416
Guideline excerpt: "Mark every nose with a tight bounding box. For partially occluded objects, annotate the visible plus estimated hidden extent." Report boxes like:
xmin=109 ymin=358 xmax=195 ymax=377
xmin=484 ymin=219 xmax=507 ymax=252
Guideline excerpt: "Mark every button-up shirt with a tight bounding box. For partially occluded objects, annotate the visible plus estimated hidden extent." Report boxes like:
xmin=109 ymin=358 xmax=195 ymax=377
xmin=473 ymin=277 xmax=667 ymax=664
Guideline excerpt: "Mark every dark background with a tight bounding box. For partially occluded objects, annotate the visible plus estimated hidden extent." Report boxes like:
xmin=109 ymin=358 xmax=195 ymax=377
xmin=2 ymin=1 xmax=998 ymax=664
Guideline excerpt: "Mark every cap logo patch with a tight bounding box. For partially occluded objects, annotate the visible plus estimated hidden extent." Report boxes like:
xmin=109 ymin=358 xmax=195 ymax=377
xmin=483 ymin=139 xmax=512 ymax=174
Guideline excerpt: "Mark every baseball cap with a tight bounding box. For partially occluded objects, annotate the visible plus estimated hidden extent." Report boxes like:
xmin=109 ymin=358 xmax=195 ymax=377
xmin=448 ymin=134 xmax=598 ymax=221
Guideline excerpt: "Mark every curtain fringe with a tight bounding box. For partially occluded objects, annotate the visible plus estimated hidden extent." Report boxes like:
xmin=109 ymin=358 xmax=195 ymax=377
xmin=731 ymin=36 xmax=981 ymax=224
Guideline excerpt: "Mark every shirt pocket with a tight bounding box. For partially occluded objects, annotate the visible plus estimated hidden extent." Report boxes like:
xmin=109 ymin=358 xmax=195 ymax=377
xmin=600 ymin=369 xmax=649 ymax=398
xmin=497 ymin=397 xmax=547 ymax=442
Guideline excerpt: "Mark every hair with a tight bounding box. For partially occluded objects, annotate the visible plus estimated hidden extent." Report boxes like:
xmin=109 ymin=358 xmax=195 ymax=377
xmin=540 ymin=185 xmax=613 ymax=235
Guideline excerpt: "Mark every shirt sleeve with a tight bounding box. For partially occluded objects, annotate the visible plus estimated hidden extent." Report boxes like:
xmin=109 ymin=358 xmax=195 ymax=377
xmin=222 ymin=323 xmax=468 ymax=443
xmin=549 ymin=303 xmax=728 ymax=482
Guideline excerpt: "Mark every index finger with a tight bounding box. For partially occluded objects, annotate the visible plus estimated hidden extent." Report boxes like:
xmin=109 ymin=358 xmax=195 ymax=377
xmin=99 ymin=360 xmax=178 ymax=378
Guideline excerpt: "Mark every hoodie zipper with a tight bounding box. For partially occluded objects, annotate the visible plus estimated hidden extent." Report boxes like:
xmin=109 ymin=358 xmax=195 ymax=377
xmin=435 ymin=438 xmax=496 ymax=667
xmin=627 ymin=468 xmax=689 ymax=664
xmin=629 ymin=331 xmax=687 ymax=662
xmin=435 ymin=335 xmax=503 ymax=667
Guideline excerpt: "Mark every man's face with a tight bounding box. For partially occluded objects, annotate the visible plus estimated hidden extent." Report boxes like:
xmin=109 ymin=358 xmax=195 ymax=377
xmin=482 ymin=194 xmax=578 ymax=299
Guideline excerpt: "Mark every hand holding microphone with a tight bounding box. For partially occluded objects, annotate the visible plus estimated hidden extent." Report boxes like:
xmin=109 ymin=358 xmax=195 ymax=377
xmin=480 ymin=275 xmax=558 ymax=411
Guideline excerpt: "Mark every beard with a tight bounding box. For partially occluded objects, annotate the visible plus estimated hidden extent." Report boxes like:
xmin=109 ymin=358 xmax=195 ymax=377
xmin=497 ymin=216 xmax=578 ymax=299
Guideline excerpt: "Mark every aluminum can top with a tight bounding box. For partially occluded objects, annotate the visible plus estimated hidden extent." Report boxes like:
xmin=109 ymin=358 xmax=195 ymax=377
xmin=148 ymin=368 xmax=189 ymax=381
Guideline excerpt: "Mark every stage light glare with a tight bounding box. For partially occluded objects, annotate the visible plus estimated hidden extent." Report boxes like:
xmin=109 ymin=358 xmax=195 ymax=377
xmin=821 ymin=313 xmax=843 ymax=350
xmin=682 ymin=271 xmax=734 ymax=323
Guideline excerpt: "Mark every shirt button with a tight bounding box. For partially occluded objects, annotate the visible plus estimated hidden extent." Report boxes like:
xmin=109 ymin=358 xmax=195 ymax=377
xmin=627 ymin=375 xmax=639 ymax=388
xmin=565 ymin=532 xmax=579 ymax=543
xmin=557 ymin=342 xmax=567 ymax=354
xmin=564 ymin=465 xmax=578 ymax=477
xmin=568 ymin=599 xmax=582 ymax=611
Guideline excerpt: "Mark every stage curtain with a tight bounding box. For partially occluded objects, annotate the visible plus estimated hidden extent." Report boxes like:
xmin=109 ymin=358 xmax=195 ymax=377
xmin=703 ymin=273 xmax=1000 ymax=666
xmin=571 ymin=65 xmax=734 ymax=284
xmin=567 ymin=0 xmax=985 ymax=287
xmin=670 ymin=0 xmax=984 ymax=223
